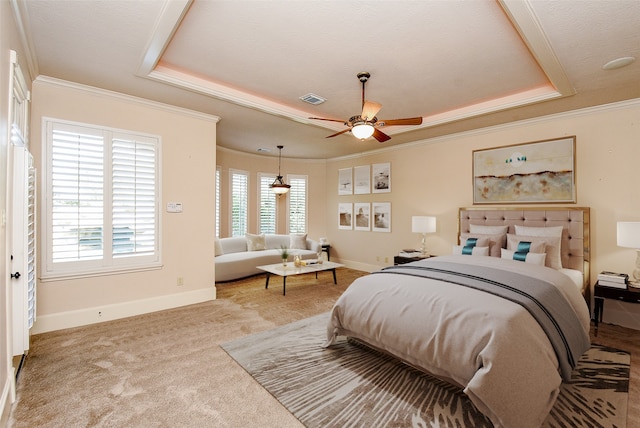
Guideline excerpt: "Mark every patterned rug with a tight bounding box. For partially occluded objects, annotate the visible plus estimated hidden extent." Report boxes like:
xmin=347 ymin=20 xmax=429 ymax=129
xmin=222 ymin=313 xmax=630 ymax=428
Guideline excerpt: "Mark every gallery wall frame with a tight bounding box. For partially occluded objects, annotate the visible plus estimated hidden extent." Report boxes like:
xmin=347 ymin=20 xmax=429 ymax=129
xmin=372 ymin=162 xmax=391 ymax=193
xmin=354 ymin=165 xmax=371 ymax=194
xmin=472 ymin=136 xmax=576 ymax=204
xmin=354 ymin=202 xmax=371 ymax=231
xmin=338 ymin=202 xmax=353 ymax=230
xmin=338 ymin=168 xmax=352 ymax=195
xmin=372 ymin=202 xmax=391 ymax=232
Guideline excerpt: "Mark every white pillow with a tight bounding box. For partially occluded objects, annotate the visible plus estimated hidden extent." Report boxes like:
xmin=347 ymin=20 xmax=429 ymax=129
xmin=214 ymin=238 xmax=224 ymax=256
xmin=246 ymin=233 xmax=266 ymax=251
xmin=459 ymin=232 xmax=506 ymax=257
xmin=507 ymin=233 xmax=561 ymax=269
xmin=469 ymin=224 xmax=509 ymax=234
xmin=501 ymin=248 xmax=546 ymax=265
xmin=289 ymin=233 xmax=307 ymax=250
xmin=515 ymin=225 xmax=563 ymax=238
xmin=453 ymin=245 xmax=489 ymax=256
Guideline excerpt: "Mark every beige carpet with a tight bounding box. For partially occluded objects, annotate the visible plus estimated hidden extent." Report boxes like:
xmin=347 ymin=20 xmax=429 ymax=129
xmin=10 ymin=269 xmax=365 ymax=427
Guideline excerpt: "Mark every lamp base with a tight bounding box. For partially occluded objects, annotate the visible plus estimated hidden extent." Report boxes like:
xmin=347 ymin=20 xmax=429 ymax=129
xmin=633 ymin=249 xmax=640 ymax=282
xmin=420 ymin=234 xmax=429 ymax=257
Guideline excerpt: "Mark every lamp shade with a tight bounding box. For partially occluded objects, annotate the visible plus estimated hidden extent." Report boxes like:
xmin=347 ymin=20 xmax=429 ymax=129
xmin=412 ymin=216 xmax=436 ymax=234
xmin=351 ymin=123 xmax=375 ymax=139
xmin=617 ymin=222 xmax=640 ymax=248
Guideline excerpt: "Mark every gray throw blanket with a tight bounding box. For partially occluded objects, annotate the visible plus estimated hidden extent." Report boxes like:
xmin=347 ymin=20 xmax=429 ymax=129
xmin=376 ymin=260 xmax=590 ymax=381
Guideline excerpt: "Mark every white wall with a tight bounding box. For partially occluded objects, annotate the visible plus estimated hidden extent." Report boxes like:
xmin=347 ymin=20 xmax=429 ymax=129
xmin=29 ymin=78 xmax=219 ymax=333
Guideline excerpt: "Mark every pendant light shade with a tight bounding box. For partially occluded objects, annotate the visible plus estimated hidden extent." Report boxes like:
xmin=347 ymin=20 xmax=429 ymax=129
xmin=271 ymin=145 xmax=290 ymax=194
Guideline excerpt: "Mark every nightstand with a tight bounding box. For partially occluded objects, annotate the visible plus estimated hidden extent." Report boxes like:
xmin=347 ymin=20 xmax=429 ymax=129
xmin=394 ymin=254 xmax=434 ymax=265
xmin=593 ymin=282 xmax=640 ymax=331
xmin=321 ymin=244 xmax=331 ymax=261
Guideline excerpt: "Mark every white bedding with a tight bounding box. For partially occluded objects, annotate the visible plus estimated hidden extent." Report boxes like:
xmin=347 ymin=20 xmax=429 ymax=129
xmin=325 ymin=255 xmax=590 ymax=428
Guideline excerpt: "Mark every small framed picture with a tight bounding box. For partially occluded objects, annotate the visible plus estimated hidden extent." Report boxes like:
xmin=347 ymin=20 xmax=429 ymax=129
xmin=353 ymin=165 xmax=371 ymax=194
xmin=354 ymin=202 xmax=371 ymax=231
xmin=338 ymin=203 xmax=353 ymax=230
xmin=372 ymin=162 xmax=391 ymax=193
xmin=338 ymin=168 xmax=352 ymax=195
xmin=372 ymin=202 xmax=391 ymax=232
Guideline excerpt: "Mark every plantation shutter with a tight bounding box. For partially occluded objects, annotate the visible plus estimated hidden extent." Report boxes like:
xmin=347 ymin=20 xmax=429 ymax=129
xmin=215 ymin=166 xmax=221 ymax=238
xmin=231 ymin=169 xmax=248 ymax=237
xmin=288 ymin=175 xmax=307 ymax=233
xmin=112 ymin=135 xmax=157 ymax=257
xmin=259 ymin=174 xmax=277 ymax=234
xmin=50 ymin=125 xmax=105 ymax=262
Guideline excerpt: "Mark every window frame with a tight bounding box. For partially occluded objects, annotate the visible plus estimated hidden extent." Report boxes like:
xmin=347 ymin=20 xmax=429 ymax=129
xmin=41 ymin=117 xmax=162 ymax=281
xmin=257 ymin=172 xmax=277 ymax=234
xmin=287 ymin=174 xmax=308 ymax=234
xmin=229 ymin=168 xmax=249 ymax=237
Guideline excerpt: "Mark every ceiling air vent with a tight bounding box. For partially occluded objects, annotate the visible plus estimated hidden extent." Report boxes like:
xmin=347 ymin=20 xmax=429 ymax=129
xmin=299 ymin=93 xmax=326 ymax=105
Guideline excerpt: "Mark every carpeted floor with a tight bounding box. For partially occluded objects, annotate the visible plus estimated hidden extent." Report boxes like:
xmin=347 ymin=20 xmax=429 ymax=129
xmin=222 ymin=312 xmax=630 ymax=428
xmin=8 ymin=268 xmax=640 ymax=427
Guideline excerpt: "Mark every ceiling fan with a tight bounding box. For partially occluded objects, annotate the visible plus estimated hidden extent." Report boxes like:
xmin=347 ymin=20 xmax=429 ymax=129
xmin=309 ymin=72 xmax=423 ymax=142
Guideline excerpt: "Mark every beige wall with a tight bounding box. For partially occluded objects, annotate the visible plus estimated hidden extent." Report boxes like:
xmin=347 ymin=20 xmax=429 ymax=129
xmin=29 ymin=78 xmax=219 ymax=333
xmin=323 ymin=100 xmax=640 ymax=329
xmin=216 ymin=147 xmax=327 ymax=240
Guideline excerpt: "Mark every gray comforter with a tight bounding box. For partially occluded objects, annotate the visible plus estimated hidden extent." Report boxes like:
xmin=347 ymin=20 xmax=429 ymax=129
xmin=325 ymin=255 xmax=591 ymax=428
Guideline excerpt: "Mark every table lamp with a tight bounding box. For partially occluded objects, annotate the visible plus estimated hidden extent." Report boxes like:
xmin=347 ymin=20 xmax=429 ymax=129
xmin=617 ymin=221 xmax=640 ymax=284
xmin=412 ymin=216 xmax=436 ymax=256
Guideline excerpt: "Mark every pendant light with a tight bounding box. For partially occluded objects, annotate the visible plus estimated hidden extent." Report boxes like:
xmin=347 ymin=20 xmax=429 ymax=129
xmin=271 ymin=145 xmax=291 ymax=194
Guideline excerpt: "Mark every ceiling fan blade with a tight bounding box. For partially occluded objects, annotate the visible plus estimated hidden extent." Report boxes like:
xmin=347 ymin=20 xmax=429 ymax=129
xmin=326 ymin=129 xmax=351 ymax=138
xmin=309 ymin=117 xmax=346 ymax=124
xmin=361 ymin=101 xmax=382 ymax=121
xmin=379 ymin=117 xmax=423 ymax=126
xmin=372 ymin=128 xmax=391 ymax=142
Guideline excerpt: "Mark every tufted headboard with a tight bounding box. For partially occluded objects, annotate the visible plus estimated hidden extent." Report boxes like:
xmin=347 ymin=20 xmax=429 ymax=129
xmin=458 ymin=207 xmax=590 ymax=296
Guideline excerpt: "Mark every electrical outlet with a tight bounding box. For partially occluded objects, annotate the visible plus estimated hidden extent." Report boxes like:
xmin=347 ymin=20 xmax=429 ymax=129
xmin=376 ymin=256 xmax=380 ymax=262
xmin=384 ymin=257 xmax=389 ymax=263
xmin=177 ymin=277 xmax=184 ymax=286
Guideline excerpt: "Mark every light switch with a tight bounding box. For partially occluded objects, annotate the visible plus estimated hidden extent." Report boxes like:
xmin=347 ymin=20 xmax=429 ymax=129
xmin=167 ymin=202 xmax=183 ymax=213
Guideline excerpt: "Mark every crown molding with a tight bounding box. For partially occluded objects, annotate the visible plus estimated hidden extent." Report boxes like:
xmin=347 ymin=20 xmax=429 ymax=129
xmin=34 ymin=75 xmax=220 ymax=123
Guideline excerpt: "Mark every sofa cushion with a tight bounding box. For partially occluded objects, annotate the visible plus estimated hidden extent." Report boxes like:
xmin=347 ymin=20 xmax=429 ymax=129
xmin=246 ymin=233 xmax=266 ymax=251
xmin=290 ymin=233 xmax=307 ymax=250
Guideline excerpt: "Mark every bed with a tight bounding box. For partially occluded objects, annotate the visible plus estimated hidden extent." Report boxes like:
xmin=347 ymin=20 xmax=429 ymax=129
xmin=325 ymin=207 xmax=591 ymax=428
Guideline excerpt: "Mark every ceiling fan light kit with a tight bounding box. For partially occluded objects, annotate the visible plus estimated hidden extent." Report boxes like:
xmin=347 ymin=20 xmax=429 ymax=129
xmin=309 ymin=72 xmax=423 ymax=142
xmin=271 ymin=145 xmax=291 ymax=195
xmin=351 ymin=123 xmax=375 ymax=139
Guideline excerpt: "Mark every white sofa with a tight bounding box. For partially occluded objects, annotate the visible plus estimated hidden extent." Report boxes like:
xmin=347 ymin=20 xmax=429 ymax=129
xmin=215 ymin=233 xmax=320 ymax=282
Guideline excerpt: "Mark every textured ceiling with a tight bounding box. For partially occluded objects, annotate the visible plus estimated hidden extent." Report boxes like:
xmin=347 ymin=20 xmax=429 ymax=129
xmin=17 ymin=0 xmax=640 ymax=159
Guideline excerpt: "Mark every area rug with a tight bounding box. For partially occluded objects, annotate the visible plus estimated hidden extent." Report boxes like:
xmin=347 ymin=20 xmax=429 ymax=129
xmin=222 ymin=313 xmax=630 ymax=428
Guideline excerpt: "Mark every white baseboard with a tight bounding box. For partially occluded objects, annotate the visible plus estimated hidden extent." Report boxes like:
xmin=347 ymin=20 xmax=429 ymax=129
xmin=32 ymin=287 xmax=217 ymax=334
xmin=334 ymin=258 xmax=380 ymax=274
xmin=1 ymin=374 xmax=14 ymax=426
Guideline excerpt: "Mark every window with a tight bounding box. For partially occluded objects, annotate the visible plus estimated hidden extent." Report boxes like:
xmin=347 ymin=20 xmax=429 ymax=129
xmin=288 ymin=175 xmax=307 ymax=233
xmin=258 ymin=173 xmax=277 ymax=234
xmin=215 ymin=166 xmax=221 ymax=238
xmin=42 ymin=119 xmax=160 ymax=279
xmin=230 ymin=169 xmax=248 ymax=237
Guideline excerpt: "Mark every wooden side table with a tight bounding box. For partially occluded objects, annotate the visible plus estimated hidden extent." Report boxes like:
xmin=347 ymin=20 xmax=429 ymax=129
xmin=593 ymin=282 xmax=640 ymax=331
xmin=321 ymin=244 xmax=331 ymax=261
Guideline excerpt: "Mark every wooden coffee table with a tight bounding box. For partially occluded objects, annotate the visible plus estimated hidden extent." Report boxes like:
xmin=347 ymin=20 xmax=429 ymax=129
xmin=257 ymin=261 xmax=343 ymax=295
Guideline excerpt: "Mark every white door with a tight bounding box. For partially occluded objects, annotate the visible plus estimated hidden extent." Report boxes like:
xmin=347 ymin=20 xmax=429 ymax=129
xmin=11 ymin=147 xmax=36 ymax=356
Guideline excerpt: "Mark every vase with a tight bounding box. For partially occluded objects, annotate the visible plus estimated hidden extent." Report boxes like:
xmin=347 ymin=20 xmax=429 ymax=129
xmin=282 ymin=258 xmax=288 ymax=267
